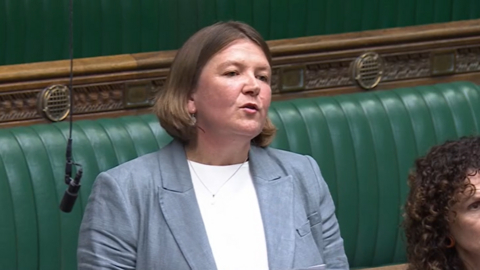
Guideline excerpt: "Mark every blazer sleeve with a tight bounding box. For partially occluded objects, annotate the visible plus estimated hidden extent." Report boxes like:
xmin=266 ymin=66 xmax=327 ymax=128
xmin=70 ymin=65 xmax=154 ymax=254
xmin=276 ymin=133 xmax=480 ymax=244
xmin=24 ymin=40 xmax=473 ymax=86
xmin=306 ymin=156 xmax=349 ymax=270
xmin=77 ymin=172 xmax=137 ymax=270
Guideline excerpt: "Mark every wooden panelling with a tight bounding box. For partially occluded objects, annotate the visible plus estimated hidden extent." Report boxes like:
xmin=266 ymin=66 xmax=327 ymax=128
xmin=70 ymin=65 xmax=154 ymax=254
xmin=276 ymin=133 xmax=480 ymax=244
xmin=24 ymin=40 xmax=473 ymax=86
xmin=1 ymin=20 xmax=480 ymax=128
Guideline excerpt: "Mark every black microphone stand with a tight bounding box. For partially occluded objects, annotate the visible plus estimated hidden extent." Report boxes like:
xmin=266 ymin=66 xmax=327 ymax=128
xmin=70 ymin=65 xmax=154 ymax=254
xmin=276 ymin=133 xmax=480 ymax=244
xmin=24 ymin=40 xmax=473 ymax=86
xmin=60 ymin=0 xmax=83 ymax=213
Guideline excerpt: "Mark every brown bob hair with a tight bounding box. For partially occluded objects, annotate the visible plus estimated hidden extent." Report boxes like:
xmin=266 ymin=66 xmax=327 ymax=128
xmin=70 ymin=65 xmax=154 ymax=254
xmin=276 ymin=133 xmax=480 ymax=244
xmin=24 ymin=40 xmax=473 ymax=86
xmin=154 ymin=21 xmax=276 ymax=147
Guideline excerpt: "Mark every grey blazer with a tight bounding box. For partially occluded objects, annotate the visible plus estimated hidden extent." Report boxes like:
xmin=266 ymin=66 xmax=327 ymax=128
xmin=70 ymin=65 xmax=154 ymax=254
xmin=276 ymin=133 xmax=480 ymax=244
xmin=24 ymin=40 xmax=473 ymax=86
xmin=77 ymin=140 xmax=349 ymax=270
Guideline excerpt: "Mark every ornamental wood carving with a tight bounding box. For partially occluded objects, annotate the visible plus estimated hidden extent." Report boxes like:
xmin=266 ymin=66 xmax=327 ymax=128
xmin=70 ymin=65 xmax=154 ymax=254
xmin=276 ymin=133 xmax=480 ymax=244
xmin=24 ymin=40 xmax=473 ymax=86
xmin=1 ymin=20 xmax=480 ymax=127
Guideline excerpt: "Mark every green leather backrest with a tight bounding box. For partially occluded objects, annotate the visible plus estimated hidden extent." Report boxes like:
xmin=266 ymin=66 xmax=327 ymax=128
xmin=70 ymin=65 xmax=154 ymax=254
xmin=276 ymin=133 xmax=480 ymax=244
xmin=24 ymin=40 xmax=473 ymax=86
xmin=268 ymin=82 xmax=480 ymax=267
xmin=1 ymin=81 xmax=480 ymax=269
xmin=2 ymin=0 xmax=480 ymax=65
xmin=0 ymin=115 xmax=174 ymax=270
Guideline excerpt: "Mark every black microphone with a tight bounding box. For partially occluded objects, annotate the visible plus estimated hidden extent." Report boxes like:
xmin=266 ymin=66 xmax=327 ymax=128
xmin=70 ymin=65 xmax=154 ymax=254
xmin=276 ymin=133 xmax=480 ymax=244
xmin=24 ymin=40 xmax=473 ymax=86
xmin=60 ymin=165 xmax=83 ymax=213
xmin=60 ymin=137 xmax=83 ymax=213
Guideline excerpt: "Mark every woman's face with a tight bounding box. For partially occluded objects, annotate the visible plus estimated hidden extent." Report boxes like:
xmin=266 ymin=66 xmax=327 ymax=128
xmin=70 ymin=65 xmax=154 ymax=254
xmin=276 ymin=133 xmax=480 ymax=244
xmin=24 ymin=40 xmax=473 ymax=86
xmin=187 ymin=39 xmax=271 ymax=142
xmin=449 ymin=173 xmax=480 ymax=265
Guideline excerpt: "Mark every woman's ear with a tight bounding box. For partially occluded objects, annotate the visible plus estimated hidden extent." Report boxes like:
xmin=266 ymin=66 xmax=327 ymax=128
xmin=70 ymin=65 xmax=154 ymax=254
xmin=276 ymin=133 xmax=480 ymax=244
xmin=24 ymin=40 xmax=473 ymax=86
xmin=187 ymin=92 xmax=196 ymax=114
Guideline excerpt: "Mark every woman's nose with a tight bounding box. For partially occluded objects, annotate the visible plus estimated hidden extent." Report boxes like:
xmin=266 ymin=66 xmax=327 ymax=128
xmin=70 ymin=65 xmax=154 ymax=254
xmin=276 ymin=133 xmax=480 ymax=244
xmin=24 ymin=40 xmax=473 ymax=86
xmin=242 ymin=74 xmax=260 ymax=96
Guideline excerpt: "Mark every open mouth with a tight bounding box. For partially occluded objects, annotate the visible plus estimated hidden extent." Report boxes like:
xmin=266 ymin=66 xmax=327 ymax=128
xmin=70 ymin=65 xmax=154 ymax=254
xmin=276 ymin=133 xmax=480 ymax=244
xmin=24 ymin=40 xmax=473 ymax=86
xmin=241 ymin=103 xmax=259 ymax=111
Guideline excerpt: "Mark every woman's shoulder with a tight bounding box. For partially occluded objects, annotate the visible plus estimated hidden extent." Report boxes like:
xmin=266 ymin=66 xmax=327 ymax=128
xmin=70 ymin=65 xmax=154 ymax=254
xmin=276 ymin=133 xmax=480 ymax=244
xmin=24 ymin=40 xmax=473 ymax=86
xmin=258 ymin=146 xmax=327 ymax=205
xmin=103 ymin=140 xmax=180 ymax=182
xmin=105 ymin=151 xmax=160 ymax=177
xmin=260 ymin=146 xmax=315 ymax=167
xmin=97 ymin=151 xmax=162 ymax=192
xmin=261 ymin=146 xmax=304 ymax=158
xmin=254 ymin=146 xmax=322 ymax=181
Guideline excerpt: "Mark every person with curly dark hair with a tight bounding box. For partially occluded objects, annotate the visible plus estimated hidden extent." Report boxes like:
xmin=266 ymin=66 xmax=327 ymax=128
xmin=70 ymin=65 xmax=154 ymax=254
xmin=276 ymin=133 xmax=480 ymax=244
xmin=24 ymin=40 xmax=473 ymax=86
xmin=403 ymin=136 xmax=480 ymax=270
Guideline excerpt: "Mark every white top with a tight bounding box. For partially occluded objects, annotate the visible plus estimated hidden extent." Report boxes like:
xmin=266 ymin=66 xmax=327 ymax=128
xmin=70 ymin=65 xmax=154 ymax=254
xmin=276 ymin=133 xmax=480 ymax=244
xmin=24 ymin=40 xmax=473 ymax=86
xmin=188 ymin=160 xmax=269 ymax=270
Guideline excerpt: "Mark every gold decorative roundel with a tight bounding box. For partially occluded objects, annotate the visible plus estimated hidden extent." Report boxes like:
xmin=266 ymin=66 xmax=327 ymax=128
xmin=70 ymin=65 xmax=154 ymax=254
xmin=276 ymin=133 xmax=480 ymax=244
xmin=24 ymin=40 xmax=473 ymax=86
xmin=37 ymin=85 xmax=71 ymax=122
xmin=352 ymin=52 xmax=384 ymax=90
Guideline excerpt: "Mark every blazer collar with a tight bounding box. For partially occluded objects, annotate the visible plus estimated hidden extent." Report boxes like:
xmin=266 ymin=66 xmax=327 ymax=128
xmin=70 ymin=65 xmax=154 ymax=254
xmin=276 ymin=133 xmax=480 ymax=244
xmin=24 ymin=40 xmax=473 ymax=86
xmin=158 ymin=141 xmax=284 ymax=189
xmin=158 ymin=140 xmax=296 ymax=270
xmin=250 ymin=145 xmax=296 ymax=270
xmin=248 ymin=144 xmax=283 ymax=181
xmin=157 ymin=140 xmax=217 ymax=270
xmin=158 ymin=139 xmax=194 ymax=192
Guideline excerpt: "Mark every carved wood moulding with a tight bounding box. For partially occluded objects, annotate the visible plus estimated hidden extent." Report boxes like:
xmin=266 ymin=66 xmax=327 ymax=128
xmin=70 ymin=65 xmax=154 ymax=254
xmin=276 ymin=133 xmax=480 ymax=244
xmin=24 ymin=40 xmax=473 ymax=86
xmin=457 ymin=47 xmax=480 ymax=72
xmin=0 ymin=91 xmax=40 ymax=122
xmin=1 ymin=19 xmax=480 ymax=127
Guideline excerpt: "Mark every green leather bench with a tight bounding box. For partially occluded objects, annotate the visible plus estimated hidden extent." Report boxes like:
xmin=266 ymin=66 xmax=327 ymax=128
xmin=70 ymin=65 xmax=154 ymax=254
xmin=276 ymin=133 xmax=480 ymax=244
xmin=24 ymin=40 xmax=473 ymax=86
xmin=1 ymin=81 xmax=480 ymax=269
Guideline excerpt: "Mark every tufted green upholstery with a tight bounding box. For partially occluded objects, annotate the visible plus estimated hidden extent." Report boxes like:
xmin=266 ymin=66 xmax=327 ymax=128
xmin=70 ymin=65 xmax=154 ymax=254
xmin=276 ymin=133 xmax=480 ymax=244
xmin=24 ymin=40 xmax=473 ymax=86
xmin=1 ymin=0 xmax=480 ymax=65
xmin=1 ymin=81 xmax=480 ymax=269
xmin=269 ymin=82 xmax=480 ymax=267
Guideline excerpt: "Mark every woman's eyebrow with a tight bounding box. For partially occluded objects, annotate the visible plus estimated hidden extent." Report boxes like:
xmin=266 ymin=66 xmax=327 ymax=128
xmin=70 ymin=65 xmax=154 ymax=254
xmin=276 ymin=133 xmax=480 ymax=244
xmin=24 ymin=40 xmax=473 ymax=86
xmin=460 ymin=191 xmax=480 ymax=203
xmin=217 ymin=60 xmax=270 ymax=73
xmin=218 ymin=60 xmax=241 ymax=69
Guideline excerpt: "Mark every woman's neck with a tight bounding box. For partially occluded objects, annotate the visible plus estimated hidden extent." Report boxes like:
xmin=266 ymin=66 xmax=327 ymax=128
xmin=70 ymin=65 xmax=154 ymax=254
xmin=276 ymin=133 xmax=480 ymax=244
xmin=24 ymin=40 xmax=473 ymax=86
xmin=458 ymin=250 xmax=480 ymax=270
xmin=185 ymin=137 xmax=250 ymax=165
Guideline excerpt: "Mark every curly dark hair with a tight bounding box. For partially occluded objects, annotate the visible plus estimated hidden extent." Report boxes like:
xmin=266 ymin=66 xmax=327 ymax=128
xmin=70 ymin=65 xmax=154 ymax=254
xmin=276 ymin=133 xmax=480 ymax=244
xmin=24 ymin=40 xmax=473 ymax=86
xmin=403 ymin=136 xmax=480 ymax=270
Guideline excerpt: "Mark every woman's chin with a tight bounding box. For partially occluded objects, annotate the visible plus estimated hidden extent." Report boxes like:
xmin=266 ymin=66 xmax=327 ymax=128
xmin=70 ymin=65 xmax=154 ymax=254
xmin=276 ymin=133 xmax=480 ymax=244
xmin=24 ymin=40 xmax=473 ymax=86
xmin=238 ymin=126 xmax=264 ymax=140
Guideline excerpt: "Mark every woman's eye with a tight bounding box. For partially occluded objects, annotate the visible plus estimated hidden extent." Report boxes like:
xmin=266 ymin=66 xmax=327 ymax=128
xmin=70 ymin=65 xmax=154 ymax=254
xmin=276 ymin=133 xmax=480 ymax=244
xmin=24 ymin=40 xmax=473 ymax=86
xmin=468 ymin=202 xmax=480 ymax=210
xmin=224 ymin=71 xmax=237 ymax=77
xmin=257 ymin=75 xmax=269 ymax=82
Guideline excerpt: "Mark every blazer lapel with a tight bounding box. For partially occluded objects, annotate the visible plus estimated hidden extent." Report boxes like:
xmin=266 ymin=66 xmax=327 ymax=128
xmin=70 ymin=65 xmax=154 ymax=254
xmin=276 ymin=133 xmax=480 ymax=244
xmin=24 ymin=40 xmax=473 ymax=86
xmin=249 ymin=146 xmax=296 ymax=270
xmin=157 ymin=140 xmax=217 ymax=270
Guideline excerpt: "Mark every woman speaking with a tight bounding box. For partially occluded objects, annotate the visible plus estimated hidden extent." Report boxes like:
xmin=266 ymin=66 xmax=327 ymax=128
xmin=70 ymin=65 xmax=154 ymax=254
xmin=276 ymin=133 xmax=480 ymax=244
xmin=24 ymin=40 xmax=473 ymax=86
xmin=77 ymin=21 xmax=348 ymax=270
